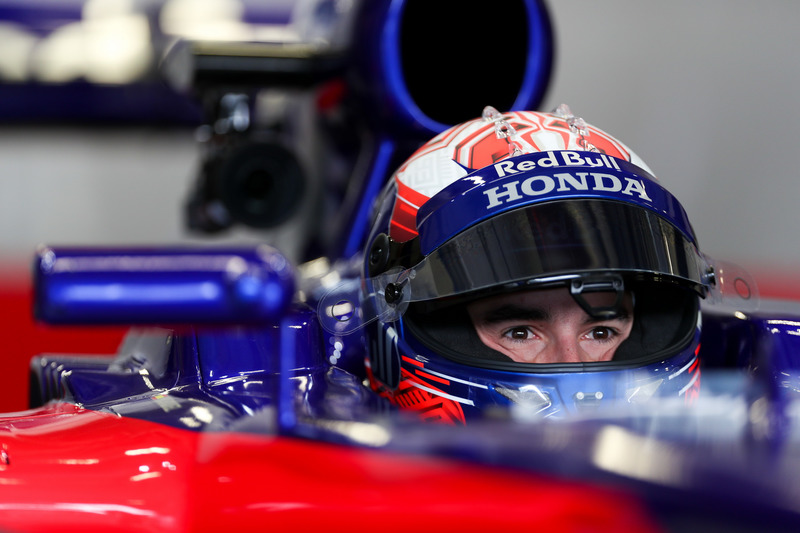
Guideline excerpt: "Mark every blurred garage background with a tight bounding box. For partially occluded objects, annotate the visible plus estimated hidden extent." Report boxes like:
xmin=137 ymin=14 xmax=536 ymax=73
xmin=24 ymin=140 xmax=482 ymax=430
xmin=0 ymin=0 xmax=797 ymax=408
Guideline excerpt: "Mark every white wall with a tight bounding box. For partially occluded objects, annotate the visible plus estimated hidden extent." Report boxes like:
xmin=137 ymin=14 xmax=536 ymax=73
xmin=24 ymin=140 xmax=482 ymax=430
xmin=540 ymin=1 xmax=800 ymax=276
xmin=0 ymin=1 xmax=798 ymax=282
xmin=0 ymin=127 xmax=195 ymax=252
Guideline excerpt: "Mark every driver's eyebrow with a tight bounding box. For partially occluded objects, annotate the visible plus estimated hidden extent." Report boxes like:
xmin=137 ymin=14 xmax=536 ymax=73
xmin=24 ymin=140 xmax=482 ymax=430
xmin=476 ymin=305 xmax=549 ymax=324
xmin=476 ymin=304 xmax=632 ymax=325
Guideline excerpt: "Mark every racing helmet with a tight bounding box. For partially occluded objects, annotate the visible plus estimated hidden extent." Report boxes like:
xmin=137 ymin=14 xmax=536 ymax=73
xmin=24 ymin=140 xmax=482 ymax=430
xmin=320 ymin=105 xmax=751 ymax=424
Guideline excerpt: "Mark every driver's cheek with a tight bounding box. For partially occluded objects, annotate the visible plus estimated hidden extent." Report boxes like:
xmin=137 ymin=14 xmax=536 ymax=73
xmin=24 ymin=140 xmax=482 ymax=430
xmin=578 ymin=338 xmax=618 ymax=362
xmin=507 ymin=341 xmax=546 ymax=363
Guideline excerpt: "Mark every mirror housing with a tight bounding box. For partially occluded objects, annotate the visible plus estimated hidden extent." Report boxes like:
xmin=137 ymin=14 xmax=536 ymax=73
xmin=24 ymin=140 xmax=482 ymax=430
xmin=34 ymin=245 xmax=295 ymax=325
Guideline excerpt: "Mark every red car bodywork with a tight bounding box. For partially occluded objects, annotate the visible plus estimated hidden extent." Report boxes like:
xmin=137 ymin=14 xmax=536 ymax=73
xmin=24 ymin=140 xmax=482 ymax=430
xmin=0 ymin=403 xmax=660 ymax=533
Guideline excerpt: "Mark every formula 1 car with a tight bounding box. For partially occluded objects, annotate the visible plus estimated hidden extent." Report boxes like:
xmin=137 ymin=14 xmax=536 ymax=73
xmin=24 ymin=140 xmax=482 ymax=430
xmin=4 ymin=1 xmax=800 ymax=532
xmin=18 ymin=243 xmax=800 ymax=532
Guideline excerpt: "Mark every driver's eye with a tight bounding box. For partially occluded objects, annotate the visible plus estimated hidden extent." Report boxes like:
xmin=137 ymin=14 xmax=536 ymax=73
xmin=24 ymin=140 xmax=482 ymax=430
xmin=505 ymin=327 xmax=532 ymax=340
xmin=590 ymin=327 xmax=613 ymax=340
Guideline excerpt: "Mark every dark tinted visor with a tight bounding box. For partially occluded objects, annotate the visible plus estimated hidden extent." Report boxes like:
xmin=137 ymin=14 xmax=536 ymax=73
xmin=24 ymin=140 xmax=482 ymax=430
xmin=408 ymin=199 xmax=708 ymax=302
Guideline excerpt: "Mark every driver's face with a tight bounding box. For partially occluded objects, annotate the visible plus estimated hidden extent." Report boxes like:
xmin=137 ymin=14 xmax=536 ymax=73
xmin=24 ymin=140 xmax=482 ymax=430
xmin=467 ymin=288 xmax=633 ymax=364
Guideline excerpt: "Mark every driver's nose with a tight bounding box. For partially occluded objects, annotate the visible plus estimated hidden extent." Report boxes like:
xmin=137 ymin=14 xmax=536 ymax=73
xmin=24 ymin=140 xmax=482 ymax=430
xmin=541 ymin=330 xmax=584 ymax=363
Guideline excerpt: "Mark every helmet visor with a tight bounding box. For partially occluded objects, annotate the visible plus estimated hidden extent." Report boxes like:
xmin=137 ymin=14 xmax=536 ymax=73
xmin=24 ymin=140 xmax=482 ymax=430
xmin=318 ymin=199 xmax=710 ymax=334
xmin=408 ymin=199 xmax=708 ymax=302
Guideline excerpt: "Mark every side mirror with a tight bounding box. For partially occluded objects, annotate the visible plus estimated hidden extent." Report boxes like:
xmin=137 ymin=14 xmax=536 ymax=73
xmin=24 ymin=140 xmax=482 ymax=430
xmin=34 ymin=245 xmax=294 ymax=325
